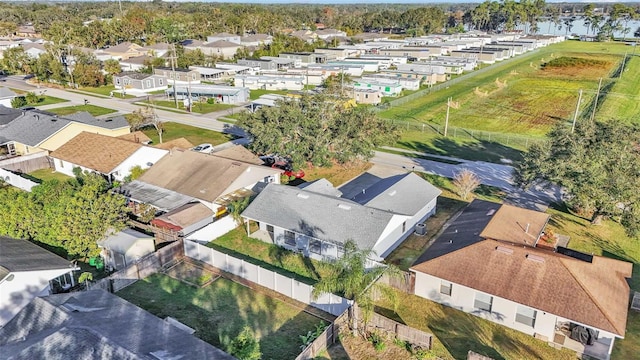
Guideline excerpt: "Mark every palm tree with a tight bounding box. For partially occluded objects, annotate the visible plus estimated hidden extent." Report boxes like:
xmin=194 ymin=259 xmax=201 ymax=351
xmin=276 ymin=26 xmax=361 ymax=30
xmin=311 ymin=240 xmax=401 ymax=336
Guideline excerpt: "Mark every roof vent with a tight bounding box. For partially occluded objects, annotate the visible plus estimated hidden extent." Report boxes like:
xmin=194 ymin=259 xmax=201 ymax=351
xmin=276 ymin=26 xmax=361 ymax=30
xmin=526 ymin=254 xmax=545 ymax=263
xmin=338 ymin=203 xmax=351 ymax=210
xmin=388 ymin=190 xmax=397 ymax=196
xmin=495 ymin=246 xmax=513 ymax=255
xmin=297 ymin=193 xmax=309 ymax=199
xmin=486 ymin=209 xmax=496 ymax=216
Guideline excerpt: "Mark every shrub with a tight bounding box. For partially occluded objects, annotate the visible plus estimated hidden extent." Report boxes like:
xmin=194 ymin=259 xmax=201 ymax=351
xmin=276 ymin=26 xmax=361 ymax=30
xmin=227 ymin=326 xmax=261 ymax=360
xmin=367 ymin=331 xmax=386 ymax=352
xmin=11 ymin=96 xmax=27 ymax=108
xmin=207 ymin=98 xmax=215 ymax=104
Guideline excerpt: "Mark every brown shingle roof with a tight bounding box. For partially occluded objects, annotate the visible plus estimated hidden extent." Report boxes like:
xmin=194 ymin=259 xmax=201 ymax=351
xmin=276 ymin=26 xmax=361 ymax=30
xmin=117 ymin=131 xmax=151 ymax=144
xmin=211 ymin=145 xmax=262 ymax=165
xmin=479 ymin=203 xmax=550 ymax=246
xmin=411 ymin=240 xmax=632 ymax=336
xmin=152 ymin=202 xmax=213 ymax=230
xmin=50 ymin=132 xmax=141 ymax=174
xmin=152 ymin=138 xmax=193 ymax=150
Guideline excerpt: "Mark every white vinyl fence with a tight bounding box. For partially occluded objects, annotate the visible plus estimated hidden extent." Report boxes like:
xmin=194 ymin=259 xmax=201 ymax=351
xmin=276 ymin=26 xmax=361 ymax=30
xmin=0 ymin=168 xmax=39 ymax=191
xmin=184 ymin=240 xmax=352 ymax=316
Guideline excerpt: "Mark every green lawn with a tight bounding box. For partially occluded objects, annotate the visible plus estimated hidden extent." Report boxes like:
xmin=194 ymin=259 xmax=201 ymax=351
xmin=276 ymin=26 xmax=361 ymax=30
xmin=10 ymin=88 xmax=68 ymax=106
xmin=597 ymin=56 xmax=640 ymax=122
xmin=544 ymin=203 xmax=640 ymax=359
xmin=77 ymin=85 xmax=136 ymax=99
xmin=142 ymin=100 xmax=236 ymax=114
xmin=376 ymin=291 xmax=577 ymax=360
xmin=26 ymin=168 xmax=71 ymax=183
xmin=141 ymin=122 xmax=234 ymax=146
xmin=208 ymin=227 xmax=333 ymax=284
xmin=118 ymin=274 xmax=326 ymax=360
xmin=47 ymin=104 xmax=117 ymax=117
xmin=249 ymin=89 xmax=289 ymax=100
xmin=379 ymin=41 xmax=630 ymax=161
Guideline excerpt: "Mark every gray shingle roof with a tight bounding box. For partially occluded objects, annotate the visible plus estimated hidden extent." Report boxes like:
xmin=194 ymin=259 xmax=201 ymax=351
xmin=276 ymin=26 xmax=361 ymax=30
xmin=242 ymin=183 xmax=395 ymax=250
xmin=0 ymin=236 xmax=72 ymax=273
xmin=297 ymin=179 xmax=342 ymax=197
xmin=0 ymin=105 xmax=23 ymax=126
xmin=0 ymin=87 xmax=17 ymax=99
xmin=350 ymin=172 xmax=442 ymax=216
xmin=0 ymin=290 xmax=236 ymax=360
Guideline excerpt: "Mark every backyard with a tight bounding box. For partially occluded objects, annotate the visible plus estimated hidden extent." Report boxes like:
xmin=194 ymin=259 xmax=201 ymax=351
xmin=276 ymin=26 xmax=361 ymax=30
xmin=117 ymin=271 xmax=327 ymax=360
xmin=378 ymin=41 xmax=633 ymax=162
xmin=46 ymin=104 xmax=117 ymax=117
xmin=141 ymin=121 xmax=234 ymax=146
xmin=26 ymin=168 xmax=71 ymax=183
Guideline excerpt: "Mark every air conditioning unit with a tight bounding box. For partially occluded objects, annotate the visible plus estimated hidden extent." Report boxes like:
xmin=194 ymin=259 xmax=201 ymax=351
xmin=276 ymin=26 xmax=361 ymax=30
xmin=415 ymin=223 xmax=427 ymax=236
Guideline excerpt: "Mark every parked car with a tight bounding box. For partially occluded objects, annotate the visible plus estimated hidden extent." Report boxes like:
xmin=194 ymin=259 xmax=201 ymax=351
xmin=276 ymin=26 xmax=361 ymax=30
xmin=192 ymin=143 xmax=213 ymax=153
xmin=259 ymin=155 xmax=305 ymax=179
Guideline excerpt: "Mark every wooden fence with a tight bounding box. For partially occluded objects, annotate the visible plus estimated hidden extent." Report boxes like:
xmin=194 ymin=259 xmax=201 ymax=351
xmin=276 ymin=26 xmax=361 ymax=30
xmin=363 ymin=309 xmax=433 ymax=350
xmin=0 ymin=152 xmax=50 ymax=173
xmin=296 ymin=310 xmax=349 ymax=360
xmin=90 ymin=239 xmax=184 ymax=293
xmin=378 ymin=271 xmax=415 ymax=294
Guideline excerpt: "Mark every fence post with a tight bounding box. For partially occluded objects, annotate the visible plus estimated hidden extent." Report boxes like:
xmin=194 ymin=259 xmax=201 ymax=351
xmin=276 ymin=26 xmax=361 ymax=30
xmin=210 ymin=248 xmax=215 ymax=267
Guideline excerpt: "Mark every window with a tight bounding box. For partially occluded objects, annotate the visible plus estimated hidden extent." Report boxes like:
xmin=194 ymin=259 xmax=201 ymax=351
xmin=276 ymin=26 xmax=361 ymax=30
xmin=284 ymin=230 xmax=296 ymax=247
xmin=266 ymin=225 xmax=274 ymax=236
xmin=402 ymin=221 xmax=406 ymax=233
xmin=192 ymin=73 xmax=196 ymax=80
xmin=115 ymin=78 xmax=121 ymax=85
xmin=159 ymin=78 xmax=163 ymax=86
xmin=146 ymin=80 xmax=151 ymax=87
xmin=474 ymin=292 xmax=493 ymax=312
xmin=440 ymin=280 xmax=452 ymax=296
xmin=515 ymin=306 xmax=537 ymax=327
xmin=58 ymin=159 xmax=64 ymax=168
xmin=310 ymin=240 xmax=322 ymax=254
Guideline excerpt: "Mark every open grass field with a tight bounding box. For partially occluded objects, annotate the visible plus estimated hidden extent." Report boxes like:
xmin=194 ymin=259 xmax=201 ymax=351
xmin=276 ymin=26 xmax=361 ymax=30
xmin=597 ymin=55 xmax=640 ymax=122
xmin=141 ymin=122 xmax=234 ymax=146
xmin=544 ymin=203 xmax=640 ymax=359
xmin=46 ymin=104 xmax=117 ymax=117
xmin=379 ymin=41 xmax=633 ymax=161
xmin=117 ymin=273 xmax=326 ymax=360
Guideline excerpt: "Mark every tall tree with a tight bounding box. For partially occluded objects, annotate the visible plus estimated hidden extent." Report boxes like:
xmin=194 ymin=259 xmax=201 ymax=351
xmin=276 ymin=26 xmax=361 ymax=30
xmin=312 ymin=240 xmax=401 ymax=336
xmin=514 ymin=121 xmax=640 ymax=235
xmin=238 ymin=93 xmax=398 ymax=168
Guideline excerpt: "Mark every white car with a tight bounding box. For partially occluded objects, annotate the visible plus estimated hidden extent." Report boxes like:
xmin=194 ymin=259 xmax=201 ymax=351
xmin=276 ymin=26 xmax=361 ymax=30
xmin=192 ymin=143 xmax=213 ymax=153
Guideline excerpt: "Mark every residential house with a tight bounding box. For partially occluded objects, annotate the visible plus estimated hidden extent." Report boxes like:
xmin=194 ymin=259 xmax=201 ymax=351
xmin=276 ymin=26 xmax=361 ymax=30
xmin=241 ymin=33 xmax=273 ymax=47
xmin=214 ymin=63 xmax=253 ymax=76
xmin=113 ymin=72 xmax=168 ymax=94
xmin=247 ymin=94 xmax=288 ymax=112
xmin=315 ymin=29 xmax=347 ymax=40
xmin=352 ymin=32 xmax=389 ymax=42
xmin=242 ymin=172 xmax=441 ymax=262
xmin=103 ymin=41 xmax=148 ymax=60
xmin=353 ymin=79 xmax=403 ymax=96
xmin=121 ymin=146 xmax=280 ymax=214
xmin=0 ymin=290 xmax=235 ymax=359
xmin=152 ymin=138 xmax=194 ymax=151
xmin=14 ymin=25 xmax=40 ymax=38
xmin=410 ymin=200 xmax=633 ymax=360
xmin=98 ymin=228 xmax=155 ymax=271
xmin=235 ymin=74 xmax=304 ymax=91
xmin=200 ymin=40 xmax=242 ymax=59
xmin=0 ymin=236 xmax=76 ymax=327
xmin=237 ymin=58 xmax=280 ymax=71
xmin=118 ymin=55 xmax=156 ymax=72
xmin=151 ymin=202 xmax=214 ymax=239
xmin=50 ymin=132 xmax=168 ymax=182
xmin=143 ymin=42 xmax=172 ymax=57
xmin=361 ymin=74 xmax=421 ymax=91
xmin=117 ymin=131 xmax=152 ymax=145
xmin=279 ymin=52 xmax=327 ymax=66
xmin=21 ymin=43 xmax=46 ymax=59
xmin=0 ymin=106 xmax=23 ymax=127
xmin=0 ymin=87 xmax=17 ymax=108
xmin=259 ymin=56 xmax=296 ymax=70
xmin=154 ymin=67 xmax=200 ymax=84
xmin=207 ymin=32 xmax=241 ymax=44
xmin=327 ymin=60 xmax=379 ymax=72
xmin=351 ymin=88 xmax=382 ymax=105
xmin=383 ymin=70 xmax=447 ymax=86
xmin=181 ymin=39 xmax=205 ymax=52
xmin=0 ymin=110 xmax=130 ymax=156
xmin=290 ymin=30 xmax=317 ymax=43
xmin=166 ymin=84 xmax=249 ymax=104
xmin=189 ymin=66 xmax=228 ymax=81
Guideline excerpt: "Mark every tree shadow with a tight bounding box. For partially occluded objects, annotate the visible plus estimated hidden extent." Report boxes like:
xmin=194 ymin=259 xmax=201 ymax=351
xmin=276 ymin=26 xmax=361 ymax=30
xmin=397 ymin=137 xmax=524 ymax=163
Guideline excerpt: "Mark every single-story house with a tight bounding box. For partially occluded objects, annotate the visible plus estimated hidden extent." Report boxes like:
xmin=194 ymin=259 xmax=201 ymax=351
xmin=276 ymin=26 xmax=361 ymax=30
xmin=234 ymin=74 xmax=304 ymax=91
xmin=279 ymin=52 xmax=327 ymax=66
xmin=151 ymin=202 xmax=214 ymax=237
xmin=50 ymin=132 xmax=168 ymax=182
xmin=200 ymin=40 xmax=242 ymax=59
xmin=351 ymin=88 xmax=382 ymax=105
xmin=206 ymin=32 xmax=241 ymax=44
xmin=103 ymin=41 xmax=149 ymax=60
xmin=242 ymin=172 xmax=441 ymax=262
xmin=241 ymin=33 xmax=273 ymax=47
xmin=113 ymin=72 xmax=168 ymax=93
xmin=0 ymin=110 xmax=130 ymax=156
xmin=143 ymin=42 xmax=172 ymax=57
xmin=0 ymin=87 xmax=17 ymax=108
xmin=362 ymin=74 xmax=421 ymax=91
xmin=166 ymin=84 xmax=249 ymax=104
xmin=118 ymin=55 xmax=156 ymax=72
xmin=410 ymin=200 xmax=633 ymax=360
xmin=0 ymin=290 xmax=235 ymax=359
xmin=353 ymin=79 xmax=403 ymax=97
xmin=121 ymin=146 xmax=281 ymax=213
xmin=0 ymin=236 xmax=77 ymax=327
xmin=98 ymin=228 xmax=155 ymax=271
xmin=154 ymin=67 xmax=200 ymax=84
xmin=21 ymin=43 xmax=46 ymax=59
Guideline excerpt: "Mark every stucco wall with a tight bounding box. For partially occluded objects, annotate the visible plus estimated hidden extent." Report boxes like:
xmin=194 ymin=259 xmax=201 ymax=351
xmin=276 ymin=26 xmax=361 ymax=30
xmin=39 ymin=123 xmax=131 ymax=152
xmin=112 ymin=146 xmax=168 ymax=181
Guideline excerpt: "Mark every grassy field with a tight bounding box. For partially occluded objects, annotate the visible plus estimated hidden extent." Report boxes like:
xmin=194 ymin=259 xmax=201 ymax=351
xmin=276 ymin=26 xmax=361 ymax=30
xmin=379 ymin=41 xmax=631 ymax=161
xmin=142 ymin=100 xmax=236 ymax=114
xmin=544 ymin=203 xmax=640 ymax=359
xmin=299 ymin=161 xmax=373 ymax=187
xmin=26 ymin=168 xmax=71 ymax=183
xmin=249 ymin=89 xmax=289 ymax=100
xmin=10 ymin=88 xmax=68 ymax=106
xmin=597 ymin=55 xmax=640 ymax=122
xmin=78 ymin=85 xmax=135 ymax=99
xmin=141 ymin=122 xmax=234 ymax=146
xmin=118 ymin=274 xmax=326 ymax=360
xmin=47 ymin=104 xmax=117 ymax=117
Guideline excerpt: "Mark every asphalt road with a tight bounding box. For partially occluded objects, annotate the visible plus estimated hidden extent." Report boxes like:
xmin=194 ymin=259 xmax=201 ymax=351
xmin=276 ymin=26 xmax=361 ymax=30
xmin=2 ymin=76 xmax=559 ymax=208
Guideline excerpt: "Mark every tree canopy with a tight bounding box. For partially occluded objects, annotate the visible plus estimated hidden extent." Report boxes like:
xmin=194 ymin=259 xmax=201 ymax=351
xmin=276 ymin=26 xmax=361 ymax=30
xmin=514 ymin=120 xmax=640 ymax=235
xmin=238 ymin=93 xmax=398 ymax=168
xmin=0 ymin=171 xmax=128 ymax=258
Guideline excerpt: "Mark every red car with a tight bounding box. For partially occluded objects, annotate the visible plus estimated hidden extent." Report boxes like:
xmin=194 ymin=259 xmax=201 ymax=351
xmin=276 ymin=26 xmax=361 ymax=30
xmin=260 ymin=156 xmax=305 ymax=179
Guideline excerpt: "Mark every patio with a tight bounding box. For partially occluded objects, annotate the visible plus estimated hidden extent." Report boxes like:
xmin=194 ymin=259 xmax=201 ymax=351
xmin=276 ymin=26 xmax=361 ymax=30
xmin=553 ymin=322 xmax=613 ymax=360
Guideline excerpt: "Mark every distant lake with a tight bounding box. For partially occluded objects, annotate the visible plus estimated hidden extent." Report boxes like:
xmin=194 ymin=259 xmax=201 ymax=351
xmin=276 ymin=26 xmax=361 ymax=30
xmin=535 ymin=17 xmax=640 ymax=38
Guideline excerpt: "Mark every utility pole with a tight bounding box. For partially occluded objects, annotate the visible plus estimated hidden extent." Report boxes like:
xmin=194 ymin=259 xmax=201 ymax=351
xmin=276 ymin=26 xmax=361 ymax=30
xmin=444 ymin=97 xmax=451 ymax=137
xmin=619 ymin=52 xmax=627 ymax=78
xmin=590 ymin=77 xmax=603 ymax=121
xmin=571 ymin=89 xmax=583 ymax=133
xmin=187 ymin=74 xmax=192 ymax=112
xmin=168 ymin=43 xmax=178 ymax=109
